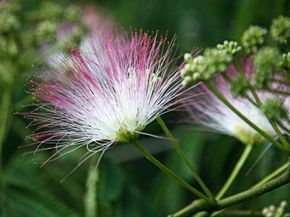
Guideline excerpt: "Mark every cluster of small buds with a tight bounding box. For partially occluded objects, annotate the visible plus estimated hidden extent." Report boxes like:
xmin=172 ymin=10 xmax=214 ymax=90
xmin=217 ymin=40 xmax=242 ymax=55
xmin=253 ymin=46 xmax=282 ymax=89
xmin=181 ymin=14 xmax=290 ymax=110
xmin=202 ymin=48 xmax=233 ymax=76
xmin=182 ymin=15 xmax=290 ymax=148
xmin=181 ymin=54 xmax=204 ymax=86
xmin=261 ymin=98 xmax=287 ymax=120
xmin=262 ymin=201 xmax=290 ymax=217
xmin=241 ymin=26 xmax=267 ymax=53
xmin=270 ymin=16 xmax=290 ymax=44
xmin=181 ymin=47 xmax=232 ymax=86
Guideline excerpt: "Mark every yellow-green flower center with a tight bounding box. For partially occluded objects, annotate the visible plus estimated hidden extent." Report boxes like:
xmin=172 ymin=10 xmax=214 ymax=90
xmin=116 ymin=126 xmax=145 ymax=142
xmin=233 ymin=125 xmax=264 ymax=145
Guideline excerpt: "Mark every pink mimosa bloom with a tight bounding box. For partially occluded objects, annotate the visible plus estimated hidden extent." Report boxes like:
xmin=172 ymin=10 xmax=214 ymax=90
xmin=187 ymin=59 xmax=289 ymax=145
xmin=27 ymin=32 xmax=185 ymax=158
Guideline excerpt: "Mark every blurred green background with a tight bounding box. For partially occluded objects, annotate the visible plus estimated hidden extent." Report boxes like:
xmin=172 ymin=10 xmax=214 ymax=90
xmin=1 ymin=0 xmax=290 ymax=216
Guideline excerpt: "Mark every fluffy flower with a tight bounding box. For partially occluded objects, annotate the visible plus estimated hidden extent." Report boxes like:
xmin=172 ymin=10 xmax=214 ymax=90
xmin=26 ymin=32 xmax=185 ymax=158
xmin=186 ymin=59 xmax=289 ymax=145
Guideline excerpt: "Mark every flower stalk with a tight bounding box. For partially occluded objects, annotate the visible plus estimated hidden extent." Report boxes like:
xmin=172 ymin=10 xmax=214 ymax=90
xmin=0 ymin=87 xmax=12 ymax=210
xmin=253 ymin=161 xmax=289 ymax=188
xmin=156 ymin=117 xmax=214 ymax=200
xmin=84 ymin=156 xmax=99 ymax=217
xmin=131 ymin=140 xmax=213 ymax=203
xmin=216 ymin=144 xmax=253 ymax=200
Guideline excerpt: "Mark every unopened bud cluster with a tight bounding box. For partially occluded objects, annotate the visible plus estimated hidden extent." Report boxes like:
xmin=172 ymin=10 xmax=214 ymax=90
xmin=253 ymin=47 xmax=281 ymax=89
xmin=270 ymin=16 xmax=290 ymax=44
xmin=217 ymin=40 xmax=242 ymax=55
xmin=181 ymin=16 xmax=290 ymax=150
xmin=181 ymin=46 xmax=233 ymax=86
xmin=181 ymin=15 xmax=290 ymax=97
xmin=241 ymin=26 xmax=267 ymax=53
xmin=262 ymin=201 xmax=290 ymax=217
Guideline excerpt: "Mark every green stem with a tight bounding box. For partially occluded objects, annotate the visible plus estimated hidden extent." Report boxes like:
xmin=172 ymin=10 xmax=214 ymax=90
xmin=169 ymin=169 xmax=290 ymax=217
xmin=131 ymin=140 xmax=212 ymax=203
xmin=218 ymin=171 xmax=290 ymax=207
xmin=156 ymin=117 xmax=214 ymax=200
xmin=252 ymin=162 xmax=289 ymax=188
xmin=0 ymin=90 xmax=11 ymax=156
xmin=193 ymin=211 xmax=210 ymax=217
xmin=216 ymin=145 xmax=253 ymax=200
xmin=213 ymin=210 xmax=263 ymax=217
xmin=0 ymin=89 xmax=12 ymax=210
xmin=84 ymin=156 xmax=99 ymax=217
xmin=204 ymin=81 xmax=284 ymax=150
xmin=269 ymin=122 xmax=290 ymax=150
xmin=275 ymin=120 xmax=290 ymax=134
xmin=168 ymin=200 xmax=212 ymax=217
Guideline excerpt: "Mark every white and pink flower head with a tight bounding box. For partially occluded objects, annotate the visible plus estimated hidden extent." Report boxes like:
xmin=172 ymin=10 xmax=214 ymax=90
xmin=187 ymin=59 xmax=289 ymax=145
xmin=26 ymin=32 xmax=185 ymax=159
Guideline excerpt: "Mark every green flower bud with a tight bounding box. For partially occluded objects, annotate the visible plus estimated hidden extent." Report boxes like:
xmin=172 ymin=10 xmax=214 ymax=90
xmin=35 ymin=21 xmax=57 ymax=44
xmin=230 ymin=74 xmax=249 ymax=97
xmin=270 ymin=16 xmax=290 ymax=44
xmin=241 ymin=26 xmax=267 ymax=53
xmin=253 ymin=47 xmax=281 ymax=88
xmin=180 ymin=64 xmax=192 ymax=77
xmin=190 ymin=55 xmax=206 ymax=80
xmin=184 ymin=53 xmax=193 ymax=62
xmin=181 ymin=75 xmax=193 ymax=87
xmin=181 ymin=54 xmax=205 ymax=85
xmin=261 ymin=98 xmax=287 ymax=120
xmin=217 ymin=40 xmax=242 ymax=55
